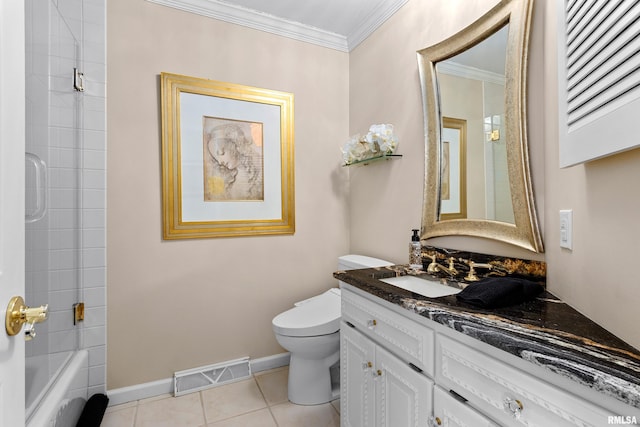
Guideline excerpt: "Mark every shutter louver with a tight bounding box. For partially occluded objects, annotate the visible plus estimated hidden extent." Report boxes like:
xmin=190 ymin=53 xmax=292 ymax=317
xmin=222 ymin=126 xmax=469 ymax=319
xmin=565 ymin=0 xmax=640 ymax=129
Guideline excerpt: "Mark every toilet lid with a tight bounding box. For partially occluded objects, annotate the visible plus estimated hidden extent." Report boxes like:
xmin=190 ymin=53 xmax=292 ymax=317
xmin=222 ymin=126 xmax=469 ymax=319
xmin=272 ymin=289 xmax=341 ymax=337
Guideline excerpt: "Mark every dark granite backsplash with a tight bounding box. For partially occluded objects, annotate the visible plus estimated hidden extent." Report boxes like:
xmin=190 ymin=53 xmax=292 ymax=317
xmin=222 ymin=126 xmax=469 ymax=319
xmin=422 ymin=245 xmax=547 ymax=283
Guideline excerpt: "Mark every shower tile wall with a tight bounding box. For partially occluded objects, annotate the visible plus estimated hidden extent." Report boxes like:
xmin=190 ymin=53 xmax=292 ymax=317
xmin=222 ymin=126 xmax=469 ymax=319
xmin=25 ymin=0 xmax=106 ymax=399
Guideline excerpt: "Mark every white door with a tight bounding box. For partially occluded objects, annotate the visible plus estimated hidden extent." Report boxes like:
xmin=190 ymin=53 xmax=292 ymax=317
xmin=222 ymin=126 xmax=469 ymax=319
xmin=0 ymin=1 xmax=26 ymax=426
xmin=341 ymin=324 xmax=376 ymax=427
xmin=376 ymin=345 xmax=433 ymax=427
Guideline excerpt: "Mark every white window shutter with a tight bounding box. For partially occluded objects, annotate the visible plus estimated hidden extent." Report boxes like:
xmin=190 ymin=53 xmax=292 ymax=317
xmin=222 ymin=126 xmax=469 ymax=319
xmin=558 ymin=0 xmax=640 ymax=167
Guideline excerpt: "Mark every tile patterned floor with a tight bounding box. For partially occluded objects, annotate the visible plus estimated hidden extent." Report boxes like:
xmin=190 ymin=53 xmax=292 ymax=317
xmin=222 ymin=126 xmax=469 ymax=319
xmin=101 ymin=367 xmax=340 ymax=427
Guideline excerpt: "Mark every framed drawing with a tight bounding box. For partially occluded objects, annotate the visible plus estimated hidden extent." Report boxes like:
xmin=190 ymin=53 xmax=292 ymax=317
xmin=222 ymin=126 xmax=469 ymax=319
xmin=161 ymin=72 xmax=295 ymax=239
xmin=439 ymin=117 xmax=467 ymax=220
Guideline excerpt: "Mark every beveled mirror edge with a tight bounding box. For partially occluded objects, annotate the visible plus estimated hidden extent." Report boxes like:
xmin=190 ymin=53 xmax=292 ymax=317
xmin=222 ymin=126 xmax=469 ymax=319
xmin=417 ymin=0 xmax=543 ymax=253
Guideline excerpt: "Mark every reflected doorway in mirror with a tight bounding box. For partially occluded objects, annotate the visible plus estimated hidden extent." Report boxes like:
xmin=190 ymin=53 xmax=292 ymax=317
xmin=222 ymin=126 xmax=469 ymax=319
xmin=440 ymin=117 xmax=467 ymax=220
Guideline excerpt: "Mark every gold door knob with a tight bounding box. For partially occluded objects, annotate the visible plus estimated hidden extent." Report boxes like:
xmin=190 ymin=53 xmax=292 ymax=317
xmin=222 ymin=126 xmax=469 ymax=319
xmin=5 ymin=296 xmax=48 ymax=340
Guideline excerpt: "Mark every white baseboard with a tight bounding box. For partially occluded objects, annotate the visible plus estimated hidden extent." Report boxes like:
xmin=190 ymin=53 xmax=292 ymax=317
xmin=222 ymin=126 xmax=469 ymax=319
xmin=107 ymin=353 xmax=290 ymax=406
xmin=107 ymin=377 xmax=173 ymax=406
xmin=250 ymin=352 xmax=290 ymax=373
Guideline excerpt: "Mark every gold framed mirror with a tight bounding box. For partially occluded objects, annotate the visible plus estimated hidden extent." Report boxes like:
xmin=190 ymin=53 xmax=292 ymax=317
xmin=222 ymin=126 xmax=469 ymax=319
xmin=417 ymin=0 xmax=543 ymax=253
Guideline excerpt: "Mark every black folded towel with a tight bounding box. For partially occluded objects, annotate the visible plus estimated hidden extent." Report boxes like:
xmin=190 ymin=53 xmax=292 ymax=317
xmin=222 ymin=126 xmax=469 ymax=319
xmin=456 ymin=277 xmax=544 ymax=308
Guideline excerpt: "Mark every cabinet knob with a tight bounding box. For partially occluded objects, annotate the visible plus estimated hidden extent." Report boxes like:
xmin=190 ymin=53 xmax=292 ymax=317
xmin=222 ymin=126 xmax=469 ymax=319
xmin=503 ymin=397 xmax=523 ymax=419
xmin=428 ymin=416 xmax=442 ymax=426
xmin=362 ymin=361 xmax=373 ymax=371
xmin=367 ymin=319 xmax=377 ymax=328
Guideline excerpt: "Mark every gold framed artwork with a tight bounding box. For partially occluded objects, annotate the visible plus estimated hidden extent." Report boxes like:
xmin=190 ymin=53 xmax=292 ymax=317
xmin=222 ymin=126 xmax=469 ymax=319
xmin=160 ymin=72 xmax=295 ymax=239
xmin=439 ymin=117 xmax=467 ymax=220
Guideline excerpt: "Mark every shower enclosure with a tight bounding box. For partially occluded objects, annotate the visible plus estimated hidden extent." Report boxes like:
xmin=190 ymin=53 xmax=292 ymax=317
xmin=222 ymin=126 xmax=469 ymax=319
xmin=24 ymin=0 xmax=106 ymax=425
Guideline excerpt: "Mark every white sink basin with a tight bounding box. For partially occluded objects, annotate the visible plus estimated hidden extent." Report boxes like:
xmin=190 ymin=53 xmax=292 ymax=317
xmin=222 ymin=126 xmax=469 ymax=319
xmin=379 ymin=275 xmax=462 ymax=298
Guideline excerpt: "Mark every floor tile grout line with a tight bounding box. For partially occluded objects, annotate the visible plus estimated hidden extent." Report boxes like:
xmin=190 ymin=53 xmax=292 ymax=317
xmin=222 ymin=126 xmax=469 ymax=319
xmin=267 ymin=405 xmax=280 ymax=427
xmin=198 ymin=391 xmax=207 ymax=426
xmin=253 ymin=372 xmax=284 ymax=426
xmin=251 ymin=374 xmax=280 ymax=426
xmin=132 ymin=400 xmax=139 ymax=427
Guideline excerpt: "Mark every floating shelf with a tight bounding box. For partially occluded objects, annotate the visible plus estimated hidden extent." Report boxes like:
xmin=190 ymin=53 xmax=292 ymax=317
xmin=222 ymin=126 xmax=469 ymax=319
xmin=343 ymin=154 xmax=402 ymax=167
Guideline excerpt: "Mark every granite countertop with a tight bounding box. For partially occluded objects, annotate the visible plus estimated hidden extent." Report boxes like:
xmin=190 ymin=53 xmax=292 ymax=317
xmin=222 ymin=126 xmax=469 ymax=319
xmin=334 ymin=265 xmax=640 ymax=410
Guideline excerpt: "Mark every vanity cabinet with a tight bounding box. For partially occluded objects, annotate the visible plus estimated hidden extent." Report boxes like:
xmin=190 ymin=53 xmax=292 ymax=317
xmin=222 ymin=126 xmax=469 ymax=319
xmin=341 ymin=285 xmax=623 ymax=427
xmin=341 ymin=293 xmax=434 ymax=427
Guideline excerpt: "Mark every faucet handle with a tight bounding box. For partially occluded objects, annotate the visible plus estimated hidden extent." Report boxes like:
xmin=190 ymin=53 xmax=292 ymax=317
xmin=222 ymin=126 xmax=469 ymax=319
xmin=462 ymin=260 xmax=492 ymax=281
xmin=424 ymin=253 xmax=439 ymax=273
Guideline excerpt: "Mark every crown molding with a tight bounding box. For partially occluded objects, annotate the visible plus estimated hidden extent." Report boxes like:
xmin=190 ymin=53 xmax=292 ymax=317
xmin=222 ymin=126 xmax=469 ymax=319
xmin=437 ymin=61 xmax=506 ymax=86
xmin=146 ymin=0 xmax=408 ymax=52
xmin=346 ymin=0 xmax=408 ymax=50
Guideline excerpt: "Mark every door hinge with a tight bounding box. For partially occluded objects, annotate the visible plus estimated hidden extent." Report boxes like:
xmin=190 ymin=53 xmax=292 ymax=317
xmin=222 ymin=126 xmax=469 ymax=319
xmin=73 ymin=302 xmax=85 ymax=325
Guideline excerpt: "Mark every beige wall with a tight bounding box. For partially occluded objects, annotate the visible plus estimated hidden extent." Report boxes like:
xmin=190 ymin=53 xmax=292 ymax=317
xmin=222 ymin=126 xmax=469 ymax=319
xmin=541 ymin=2 xmax=640 ymax=348
xmin=350 ymin=0 xmax=640 ymax=350
xmin=108 ymin=0 xmax=640 ymax=389
xmin=107 ymin=0 xmax=350 ymax=388
xmin=348 ymin=0 xmax=538 ymax=263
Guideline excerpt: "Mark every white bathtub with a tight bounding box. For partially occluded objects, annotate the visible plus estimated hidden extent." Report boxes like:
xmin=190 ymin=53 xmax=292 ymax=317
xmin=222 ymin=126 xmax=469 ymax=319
xmin=26 ymin=350 xmax=89 ymax=427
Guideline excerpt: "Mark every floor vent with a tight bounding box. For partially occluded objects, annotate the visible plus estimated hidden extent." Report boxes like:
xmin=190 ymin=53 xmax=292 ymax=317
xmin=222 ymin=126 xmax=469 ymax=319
xmin=173 ymin=357 xmax=251 ymax=397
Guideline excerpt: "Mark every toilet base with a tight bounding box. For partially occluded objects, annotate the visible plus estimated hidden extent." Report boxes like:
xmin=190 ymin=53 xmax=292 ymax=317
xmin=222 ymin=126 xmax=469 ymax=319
xmin=288 ymin=351 xmax=340 ymax=405
xmin=275 ymin=331 xmax=340 ymax=405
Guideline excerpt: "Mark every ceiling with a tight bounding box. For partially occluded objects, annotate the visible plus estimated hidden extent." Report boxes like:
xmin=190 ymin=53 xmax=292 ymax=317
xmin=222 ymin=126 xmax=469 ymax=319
xmin=147 ymin=0 xmax=409 ymax=52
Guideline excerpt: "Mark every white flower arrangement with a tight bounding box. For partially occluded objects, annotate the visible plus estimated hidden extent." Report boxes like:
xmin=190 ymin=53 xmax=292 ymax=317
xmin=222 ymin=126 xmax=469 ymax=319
xmin=341 ymin=124 xmax=398 ymax=165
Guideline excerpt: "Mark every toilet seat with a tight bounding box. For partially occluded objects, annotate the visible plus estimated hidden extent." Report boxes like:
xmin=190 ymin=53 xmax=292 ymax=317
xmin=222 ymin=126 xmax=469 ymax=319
xmin=272 ymin=289 xmax=341 ymax=337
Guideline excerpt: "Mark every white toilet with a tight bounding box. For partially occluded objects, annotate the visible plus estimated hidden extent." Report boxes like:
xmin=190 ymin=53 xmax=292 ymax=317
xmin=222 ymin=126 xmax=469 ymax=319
xmin=272 ymin=255 xmax=392 ymax=405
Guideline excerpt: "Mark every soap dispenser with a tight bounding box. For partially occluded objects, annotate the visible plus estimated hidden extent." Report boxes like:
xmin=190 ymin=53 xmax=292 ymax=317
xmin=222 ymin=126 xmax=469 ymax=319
xmin=409 ymin=229 xmax=422 ymax=269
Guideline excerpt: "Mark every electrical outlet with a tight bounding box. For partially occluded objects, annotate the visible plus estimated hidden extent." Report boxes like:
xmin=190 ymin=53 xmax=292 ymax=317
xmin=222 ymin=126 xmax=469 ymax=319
xmin=560 ymin=209 xmax=573 ymax=250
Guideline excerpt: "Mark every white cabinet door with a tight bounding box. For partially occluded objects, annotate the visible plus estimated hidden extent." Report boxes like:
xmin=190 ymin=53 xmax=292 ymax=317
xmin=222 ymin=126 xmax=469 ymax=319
xmin=376 ymin=345 xmax=433 ymax=427
xmin=342 ymin=323 xmax=376 ymax=427
xmin=432 ymin=386 xmax=498 ymax=427
xmin=341 ymin=323 xmax=434 ymax=427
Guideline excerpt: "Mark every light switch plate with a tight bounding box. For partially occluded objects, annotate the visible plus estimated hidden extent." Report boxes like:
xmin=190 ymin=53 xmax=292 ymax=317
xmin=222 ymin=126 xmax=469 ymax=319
xmin=560 ymin=209 xmax=573 ymax=250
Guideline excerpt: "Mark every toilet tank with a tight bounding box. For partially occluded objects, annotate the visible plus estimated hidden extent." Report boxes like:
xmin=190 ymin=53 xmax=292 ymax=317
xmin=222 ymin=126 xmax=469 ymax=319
xmin=338 ymin=254 xmax=393 ymax=270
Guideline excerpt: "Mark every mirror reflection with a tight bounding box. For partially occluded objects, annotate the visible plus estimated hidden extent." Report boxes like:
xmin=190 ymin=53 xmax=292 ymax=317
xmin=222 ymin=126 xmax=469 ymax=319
xmin=436 ymin=25 xmax=514 ymax=223
xmin=417 ymin=0 xmax=543 ymax=252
